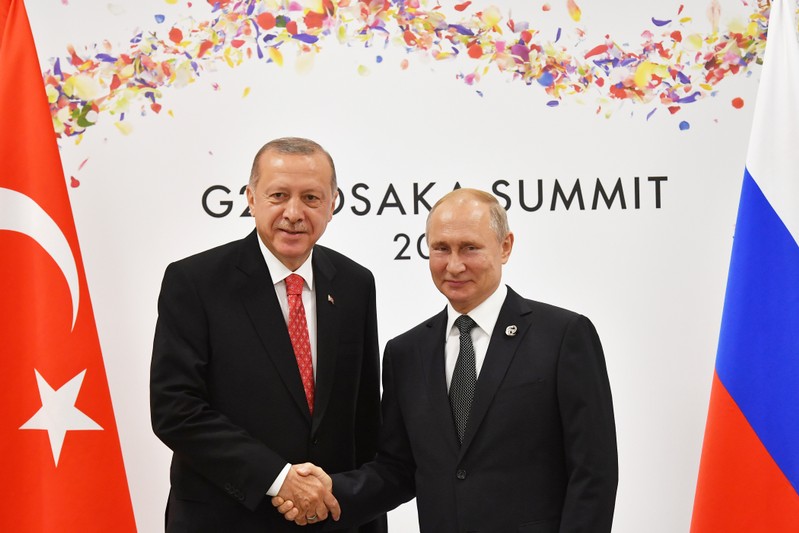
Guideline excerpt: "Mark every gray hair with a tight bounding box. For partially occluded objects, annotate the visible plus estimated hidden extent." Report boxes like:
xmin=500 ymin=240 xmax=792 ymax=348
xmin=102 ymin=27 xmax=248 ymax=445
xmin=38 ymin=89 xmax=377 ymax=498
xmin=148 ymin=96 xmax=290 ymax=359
xmin=248 ymin=137 xmax=337 ymax=192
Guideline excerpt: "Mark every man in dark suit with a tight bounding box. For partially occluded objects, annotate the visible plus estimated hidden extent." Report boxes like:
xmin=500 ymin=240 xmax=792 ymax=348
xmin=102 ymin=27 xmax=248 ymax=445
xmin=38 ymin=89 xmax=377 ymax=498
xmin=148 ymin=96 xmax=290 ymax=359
xmin=150 ymin=137 xmax=384 ymax=532
xmin=276 ymin=188 xmax=618 ymax=532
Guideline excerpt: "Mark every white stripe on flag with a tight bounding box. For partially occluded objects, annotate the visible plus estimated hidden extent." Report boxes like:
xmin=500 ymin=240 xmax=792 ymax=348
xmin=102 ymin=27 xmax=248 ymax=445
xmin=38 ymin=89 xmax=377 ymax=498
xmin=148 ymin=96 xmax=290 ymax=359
xmin=745 ymin=0 xmax=799 ymax=245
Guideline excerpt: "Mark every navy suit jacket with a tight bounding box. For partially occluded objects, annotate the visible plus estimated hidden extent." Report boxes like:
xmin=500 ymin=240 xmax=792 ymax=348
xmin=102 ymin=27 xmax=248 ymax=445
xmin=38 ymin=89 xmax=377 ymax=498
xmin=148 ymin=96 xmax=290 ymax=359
xmin=332 ymin=288 xmax=617 ymax=533
xmin=150 ymin=230 xmax=386 ymax=533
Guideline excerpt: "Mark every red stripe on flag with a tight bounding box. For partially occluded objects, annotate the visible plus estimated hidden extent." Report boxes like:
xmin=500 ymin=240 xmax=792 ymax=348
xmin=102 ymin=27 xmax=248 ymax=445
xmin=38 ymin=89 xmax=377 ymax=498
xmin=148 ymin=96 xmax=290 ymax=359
xmin=0 ymin=0 xmax=136 ymax=530
xmin=691 ymin=373 xmax=799 ymax=532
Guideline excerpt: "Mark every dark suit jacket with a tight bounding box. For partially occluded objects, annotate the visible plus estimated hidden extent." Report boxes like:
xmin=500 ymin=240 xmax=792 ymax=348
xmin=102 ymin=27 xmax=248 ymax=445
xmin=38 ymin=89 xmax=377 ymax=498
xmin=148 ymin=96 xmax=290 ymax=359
xmin=150 ymin=230 xmax=386 ymax=533
xmin=332 ymin=287 xmax=617 ymax=533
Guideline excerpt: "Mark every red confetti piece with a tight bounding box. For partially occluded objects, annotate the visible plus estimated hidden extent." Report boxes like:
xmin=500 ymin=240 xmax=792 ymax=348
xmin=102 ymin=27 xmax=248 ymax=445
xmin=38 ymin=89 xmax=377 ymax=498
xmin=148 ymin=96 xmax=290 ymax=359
xmin=256 ymin=12 xmax=276 ymax=30
xmin=732 ymin=97 xmax=744 ymax=109
xmin=585 ymin=44 xmax=608 ymax=59
xmin=468 ymin=43 xmax=483 ymax=58
xmin=169 ymin=27 xmax=183 ymax=44
xmin=286 ymin=21 xmax=298 ymax=35
xmin=305 ymin=11 xmax=325 ymax=29
xmin=197 ymin=40 xmax=213 ymax=57
xmin=454 ymin=1 xmax=471 ymax=11
xmin=70 ymin=177 xmax=80 ymax=188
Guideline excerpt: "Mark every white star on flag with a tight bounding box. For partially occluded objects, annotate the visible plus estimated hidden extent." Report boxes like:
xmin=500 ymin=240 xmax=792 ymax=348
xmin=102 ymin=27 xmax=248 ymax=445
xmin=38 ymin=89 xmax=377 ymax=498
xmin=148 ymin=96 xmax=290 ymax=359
xmin=20 ymin=369 xmax=103 ymax=467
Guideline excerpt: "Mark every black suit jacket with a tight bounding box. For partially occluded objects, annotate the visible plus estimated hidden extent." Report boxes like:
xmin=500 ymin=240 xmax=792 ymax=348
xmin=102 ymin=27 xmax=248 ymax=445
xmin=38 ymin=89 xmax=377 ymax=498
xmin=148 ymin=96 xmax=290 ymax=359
xmin=332 ymin=288 xmax=618 ymax=533
xmin=150 ymin=230 xmax=386 ymax=533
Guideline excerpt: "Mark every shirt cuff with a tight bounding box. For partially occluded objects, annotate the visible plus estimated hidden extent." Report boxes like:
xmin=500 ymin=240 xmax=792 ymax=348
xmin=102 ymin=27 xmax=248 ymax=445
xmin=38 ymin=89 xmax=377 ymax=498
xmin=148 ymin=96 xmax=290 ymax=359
xmin=266 ymin=463 xmax=292 ymax=497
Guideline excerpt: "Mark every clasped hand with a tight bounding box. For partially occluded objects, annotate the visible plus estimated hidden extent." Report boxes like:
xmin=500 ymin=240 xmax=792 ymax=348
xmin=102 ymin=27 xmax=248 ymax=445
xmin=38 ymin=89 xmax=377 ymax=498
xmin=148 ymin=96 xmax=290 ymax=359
xmin=274 ymin=463 xmax=339 ymax=526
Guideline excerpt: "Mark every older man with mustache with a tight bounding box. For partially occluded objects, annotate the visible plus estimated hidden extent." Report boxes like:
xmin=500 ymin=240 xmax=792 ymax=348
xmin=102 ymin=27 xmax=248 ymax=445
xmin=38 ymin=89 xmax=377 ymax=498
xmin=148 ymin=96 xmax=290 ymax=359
xmin=150 ymin=137 xmax=385 ymax=533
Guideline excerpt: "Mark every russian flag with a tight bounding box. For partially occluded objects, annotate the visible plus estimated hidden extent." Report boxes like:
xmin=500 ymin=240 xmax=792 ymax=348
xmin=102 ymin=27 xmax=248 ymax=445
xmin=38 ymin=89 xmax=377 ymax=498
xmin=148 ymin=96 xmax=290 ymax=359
xmin=691 ymin=1 xmax=799 ymax=531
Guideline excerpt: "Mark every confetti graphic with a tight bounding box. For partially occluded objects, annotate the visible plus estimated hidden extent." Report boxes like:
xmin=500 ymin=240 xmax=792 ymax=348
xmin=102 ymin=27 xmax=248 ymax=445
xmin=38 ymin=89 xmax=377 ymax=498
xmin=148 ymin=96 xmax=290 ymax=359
xmin=42 ymin=0 xmax=783 ymax=140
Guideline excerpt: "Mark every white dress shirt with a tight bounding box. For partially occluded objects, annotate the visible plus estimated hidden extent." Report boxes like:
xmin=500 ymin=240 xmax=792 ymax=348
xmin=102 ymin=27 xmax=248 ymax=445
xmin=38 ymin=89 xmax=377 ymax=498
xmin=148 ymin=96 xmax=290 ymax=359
xmin=444 ymin=284 xmax=508 ymax=391
xmin=255 ymin=237 xmax=317 ymax=496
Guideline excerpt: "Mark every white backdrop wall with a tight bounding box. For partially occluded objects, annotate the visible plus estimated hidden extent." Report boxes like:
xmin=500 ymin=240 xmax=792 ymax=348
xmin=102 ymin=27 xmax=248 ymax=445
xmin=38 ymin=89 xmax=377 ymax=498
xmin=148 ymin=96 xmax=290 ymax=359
xmin=27 ymin=1 xmax=766 ymax=531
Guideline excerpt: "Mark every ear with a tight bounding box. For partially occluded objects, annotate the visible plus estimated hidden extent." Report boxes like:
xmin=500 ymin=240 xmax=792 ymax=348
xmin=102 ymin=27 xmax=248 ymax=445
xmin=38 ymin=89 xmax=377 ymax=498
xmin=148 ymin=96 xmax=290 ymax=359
xmin=328 ymin=190 xmax=339 ymax=222
xmin=500 ymin=232 xmax=514 ymax=264
xmin=245 ymin=185 xmax=255 ymax=212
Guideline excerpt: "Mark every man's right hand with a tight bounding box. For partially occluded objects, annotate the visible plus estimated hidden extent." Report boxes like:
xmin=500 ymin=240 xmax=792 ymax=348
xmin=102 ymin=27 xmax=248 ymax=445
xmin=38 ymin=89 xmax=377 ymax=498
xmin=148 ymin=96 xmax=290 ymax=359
xmin=274 ymin=463 xmax=340 ymax=525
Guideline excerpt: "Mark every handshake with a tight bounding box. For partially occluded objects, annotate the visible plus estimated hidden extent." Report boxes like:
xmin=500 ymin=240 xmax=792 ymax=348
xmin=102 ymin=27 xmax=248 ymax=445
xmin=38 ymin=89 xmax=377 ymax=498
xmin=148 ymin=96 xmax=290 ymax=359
xmin=273 ymin=463 xmax=340 ymax=526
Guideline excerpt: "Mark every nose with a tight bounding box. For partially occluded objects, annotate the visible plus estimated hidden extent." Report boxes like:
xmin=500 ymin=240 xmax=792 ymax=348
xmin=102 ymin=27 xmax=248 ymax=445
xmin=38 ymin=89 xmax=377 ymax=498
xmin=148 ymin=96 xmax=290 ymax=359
xmin=446 ymin=252 xmax=465 ymax=274
xmin=283 ymin=196 xmax=304 ymax=222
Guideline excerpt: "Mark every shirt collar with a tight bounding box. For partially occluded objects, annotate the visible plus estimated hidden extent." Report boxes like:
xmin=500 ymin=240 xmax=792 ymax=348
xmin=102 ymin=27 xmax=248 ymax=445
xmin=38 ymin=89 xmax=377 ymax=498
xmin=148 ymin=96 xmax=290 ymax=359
xmin=256 ymin=235 xmax=315 ymax=290
xmin=445 ymin=283 xmax=508 ymax=337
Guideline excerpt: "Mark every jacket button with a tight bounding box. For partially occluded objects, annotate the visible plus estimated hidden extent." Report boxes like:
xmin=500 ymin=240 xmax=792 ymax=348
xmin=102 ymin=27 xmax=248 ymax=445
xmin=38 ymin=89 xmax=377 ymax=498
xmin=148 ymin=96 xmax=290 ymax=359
xmin=456 ymin=469 xmax=467 ymax=480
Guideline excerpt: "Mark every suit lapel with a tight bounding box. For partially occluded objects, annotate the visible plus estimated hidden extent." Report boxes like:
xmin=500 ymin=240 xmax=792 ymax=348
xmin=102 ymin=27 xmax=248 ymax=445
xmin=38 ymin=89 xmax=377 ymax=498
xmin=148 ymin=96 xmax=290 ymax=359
xmin=422 ymin=309 xmax=462 ymax=453
xmin=238 ymin=231 xmax=312 ymax=422
xmin=310 ymin=248 xmax=338 ymax=434
xmin=460 ymin=288 xmax=533 ymax=454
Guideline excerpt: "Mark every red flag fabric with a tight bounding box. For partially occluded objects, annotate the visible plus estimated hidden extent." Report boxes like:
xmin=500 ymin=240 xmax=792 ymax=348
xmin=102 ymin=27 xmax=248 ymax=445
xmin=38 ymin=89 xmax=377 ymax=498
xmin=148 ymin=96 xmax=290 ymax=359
xmin=0 ymin=1 xmax=137 ymax=530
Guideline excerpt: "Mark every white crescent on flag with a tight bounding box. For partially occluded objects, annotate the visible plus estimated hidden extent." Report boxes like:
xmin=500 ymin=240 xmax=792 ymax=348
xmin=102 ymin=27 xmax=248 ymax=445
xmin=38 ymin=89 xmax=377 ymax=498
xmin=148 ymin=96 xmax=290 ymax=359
xmin=0 ymin=187 xmax=80 ymax=329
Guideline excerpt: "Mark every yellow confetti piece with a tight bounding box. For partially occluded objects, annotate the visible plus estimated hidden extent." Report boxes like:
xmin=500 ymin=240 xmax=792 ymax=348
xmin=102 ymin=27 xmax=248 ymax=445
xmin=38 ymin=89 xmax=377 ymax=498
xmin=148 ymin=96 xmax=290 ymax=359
xmin=45 ymin=85 xmax=59 ymax=104
xmin=64 ymin=73 xmax=103 ymax=100
xmin=567 ymin=0 xmax=581 ymax=23
xmin=307 ymin=0 xmax=324 ymax=13
xmin=634 ymin=61 xmax=655 ymax=88
xmin=481 ymin=6 xmax=502 ymax=28
xmin=165 ymin=0 xmax=178 ymax=4
xmin=115 ymin=121 xmax=133 ymax=135
xmin=267 ymin=47 xmax=284 ymax=66
xmin=685 ymin=33 xmax=703 ymax=50
xmin=168 ymin=110 xmax=175 ymax=118
xmin=295 ymin=53 xmax=315 ymax=74
xmin=357 ymin=64 xmax=370 ymax=76
xmin=243 ymin=87 xmax=251 ymax=98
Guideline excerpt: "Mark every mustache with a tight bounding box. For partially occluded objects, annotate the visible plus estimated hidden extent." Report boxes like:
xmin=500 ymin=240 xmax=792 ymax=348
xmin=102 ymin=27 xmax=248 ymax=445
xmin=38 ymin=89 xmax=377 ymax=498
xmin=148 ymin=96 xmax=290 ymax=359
xmin=275 ymin=222 xmax=308 ymax=233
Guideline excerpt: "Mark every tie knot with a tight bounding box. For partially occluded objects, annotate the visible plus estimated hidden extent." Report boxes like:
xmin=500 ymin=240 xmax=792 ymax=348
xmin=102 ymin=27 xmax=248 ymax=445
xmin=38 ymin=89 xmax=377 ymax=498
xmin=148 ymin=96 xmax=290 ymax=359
xmin=454 ymin=315 xmax=477 ymax=335
xmin=285 ymin=273 xmax=304 ymax=296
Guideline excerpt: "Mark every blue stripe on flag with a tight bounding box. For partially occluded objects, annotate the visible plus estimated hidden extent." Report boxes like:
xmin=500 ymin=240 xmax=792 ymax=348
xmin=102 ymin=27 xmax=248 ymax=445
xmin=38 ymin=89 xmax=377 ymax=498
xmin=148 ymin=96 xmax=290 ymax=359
xmin=716 ymin=168 xmax=799 ymax=493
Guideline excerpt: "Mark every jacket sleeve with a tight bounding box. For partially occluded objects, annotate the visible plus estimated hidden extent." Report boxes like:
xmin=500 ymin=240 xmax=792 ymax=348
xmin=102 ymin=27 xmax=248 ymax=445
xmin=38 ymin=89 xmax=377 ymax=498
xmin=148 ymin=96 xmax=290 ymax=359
xmin=330 ymin=341 xmax=416 ymax=530
xmin=557 ymin=315 xmax=618 ymax=533
xmin=149 ymin=261 xmax=284 ymax=511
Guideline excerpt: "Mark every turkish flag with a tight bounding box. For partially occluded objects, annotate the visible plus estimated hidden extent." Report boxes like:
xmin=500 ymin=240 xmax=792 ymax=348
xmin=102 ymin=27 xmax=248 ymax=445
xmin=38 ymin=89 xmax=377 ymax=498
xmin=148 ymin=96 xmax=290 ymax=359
xmin=0 ymin=1 xmax=137 ymax=531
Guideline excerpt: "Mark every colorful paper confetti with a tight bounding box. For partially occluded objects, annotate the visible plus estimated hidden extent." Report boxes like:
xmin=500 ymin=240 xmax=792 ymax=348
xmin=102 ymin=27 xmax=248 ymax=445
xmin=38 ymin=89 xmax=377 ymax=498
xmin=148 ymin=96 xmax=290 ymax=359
xmin=41 ymin=0 xmax=783 ymax=140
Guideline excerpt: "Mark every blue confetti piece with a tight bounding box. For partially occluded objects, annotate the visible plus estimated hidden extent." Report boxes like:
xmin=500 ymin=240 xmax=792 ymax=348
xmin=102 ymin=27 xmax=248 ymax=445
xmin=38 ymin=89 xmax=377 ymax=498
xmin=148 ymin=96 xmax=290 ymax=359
xmin=155 ymin=14 xmax=165 ymax=24
xmin=96 ymin=54 xmax=117 ymax=63
xmin=652 ymin=18 xmax=672 ymax=27
xmin=555 ymin=28 xmax=561 ymax=43
xmin=537 ymin=71 xmax=554 ymax=87
xmin=679 ymin=121 xmax=690 ymax=130
xmin=676 ymin=91 xmax=701 ymax=104
xmin=546 ymin=100 xmax=559 ymax=107
xmin=54 ymin=57 xmax=62 ymax=77
xmin=676 ymin=71 xmax=690 ymax=84
xmin=448 ymin=24 xmax=474 ymax=36
xmin=293 ymin=33 xmax=319 ymax=44
xmin=476 ymin=90 xmax=484 ymax=97
xmin=646 ymin=108 xmax=656 ymax=121
xmin=376 ymin=55 xmax=383 ymax=63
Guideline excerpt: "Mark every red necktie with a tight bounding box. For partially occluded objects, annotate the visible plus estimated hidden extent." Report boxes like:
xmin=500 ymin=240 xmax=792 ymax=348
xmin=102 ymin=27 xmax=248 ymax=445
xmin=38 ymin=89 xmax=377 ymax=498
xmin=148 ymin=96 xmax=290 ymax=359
xmin=285 ymin=274 xmax=314 ymax=414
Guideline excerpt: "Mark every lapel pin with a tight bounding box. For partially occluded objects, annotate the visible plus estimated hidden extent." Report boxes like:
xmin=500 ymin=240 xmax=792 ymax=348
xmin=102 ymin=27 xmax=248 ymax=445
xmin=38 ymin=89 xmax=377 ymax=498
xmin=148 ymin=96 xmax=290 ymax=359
xmin=327 ymin=294 xmax=335 ymax=305
xmin=505 ymin=325 xmax=517 ymax=337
